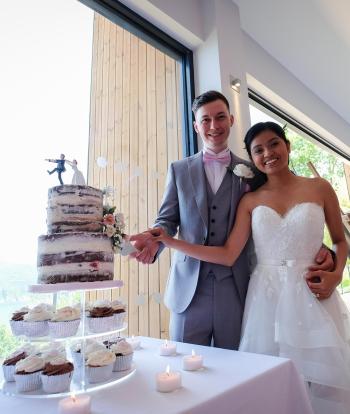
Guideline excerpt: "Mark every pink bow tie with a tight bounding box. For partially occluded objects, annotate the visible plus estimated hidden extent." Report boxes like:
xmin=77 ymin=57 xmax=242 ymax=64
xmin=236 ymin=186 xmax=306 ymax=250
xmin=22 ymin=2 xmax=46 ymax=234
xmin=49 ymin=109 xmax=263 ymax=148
xmin=203 ymin=152 xmax=231 ymax=164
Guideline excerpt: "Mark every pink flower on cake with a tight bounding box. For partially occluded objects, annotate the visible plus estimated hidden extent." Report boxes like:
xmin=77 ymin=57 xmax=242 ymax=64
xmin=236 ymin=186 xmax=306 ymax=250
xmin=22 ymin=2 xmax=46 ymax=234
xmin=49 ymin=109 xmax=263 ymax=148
xmin=103 ymin=214 xmax=115 ymax=226
xmin=106 ymin=225 xmax=116 ymax=238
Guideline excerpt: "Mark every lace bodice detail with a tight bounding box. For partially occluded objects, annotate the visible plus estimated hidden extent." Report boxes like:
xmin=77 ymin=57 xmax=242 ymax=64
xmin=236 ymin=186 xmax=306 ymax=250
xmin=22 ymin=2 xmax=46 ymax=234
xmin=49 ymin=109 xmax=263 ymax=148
xmin=252 ymin=202 xmax=325 ymax=264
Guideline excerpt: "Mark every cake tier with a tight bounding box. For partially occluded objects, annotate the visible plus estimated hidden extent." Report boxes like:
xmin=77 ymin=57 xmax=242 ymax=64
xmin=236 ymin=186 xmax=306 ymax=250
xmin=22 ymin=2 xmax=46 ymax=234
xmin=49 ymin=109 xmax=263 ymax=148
xmin=47 ymin=185 xmax=103 ymax=233
xmin=37 ymin=233 xmax=114 ymax=284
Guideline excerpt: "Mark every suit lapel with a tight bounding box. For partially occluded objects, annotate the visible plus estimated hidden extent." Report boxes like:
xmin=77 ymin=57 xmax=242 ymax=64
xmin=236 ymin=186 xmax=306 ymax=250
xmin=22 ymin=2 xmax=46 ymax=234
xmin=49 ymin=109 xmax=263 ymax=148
xmin=227 ymin=152 xmax=242 ymax=234
xmin=188 ymin=152 xmax=208 ymax=231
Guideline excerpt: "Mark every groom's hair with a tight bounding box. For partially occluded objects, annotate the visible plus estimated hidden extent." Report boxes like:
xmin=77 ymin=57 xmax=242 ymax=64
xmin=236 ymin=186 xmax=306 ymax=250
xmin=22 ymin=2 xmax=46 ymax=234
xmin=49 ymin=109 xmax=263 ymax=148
xmin=192 ymin=90 xmax=230 ymax=115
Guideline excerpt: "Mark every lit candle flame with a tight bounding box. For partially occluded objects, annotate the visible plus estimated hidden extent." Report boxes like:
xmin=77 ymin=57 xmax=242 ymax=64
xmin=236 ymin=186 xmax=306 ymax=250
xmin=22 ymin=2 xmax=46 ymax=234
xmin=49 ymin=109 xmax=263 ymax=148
xmin=71 ymin=392 xmax=76 ymax=403
xmin=165 ymin=339 xmax=168 ymax=347
xmin=166 ymin=364 xmax=170 ymax=375
xmin=132 ymin=335 xmax=135 ymax=340
xmin=191 ymin=349 xmax=196 ymax=357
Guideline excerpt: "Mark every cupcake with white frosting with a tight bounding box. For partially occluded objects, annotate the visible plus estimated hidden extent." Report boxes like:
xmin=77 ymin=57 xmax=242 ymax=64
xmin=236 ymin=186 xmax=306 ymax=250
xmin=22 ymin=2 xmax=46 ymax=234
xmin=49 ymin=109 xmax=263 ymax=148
xmin=48 ymin=306 xmax=81 ymax=338
xmin=41 ymin=356 xmax=74 ymax=393
xmin=40 ymin=342 xmax=66 ymax=363
xmin=111 ymin=300 xmax=126 ymax=329
xmin=71 ymin=340 xmax=105 ymax=367
xmin=87 ymin=300 xmax=115 ymax=333
xmin=110 ymin=339 xmax=133 ymax=371
xmin=23 ymin=304 xmax=53 ymax=337
xmin=9 ymin=306 xmax=30 ymax=336
xmin=2 ymin=345 xmax=36 ymax=382
xmin=86 ymin=349 xmax=116 ymax=383
xmin=14 ymin=355 xmax=45 ymax=392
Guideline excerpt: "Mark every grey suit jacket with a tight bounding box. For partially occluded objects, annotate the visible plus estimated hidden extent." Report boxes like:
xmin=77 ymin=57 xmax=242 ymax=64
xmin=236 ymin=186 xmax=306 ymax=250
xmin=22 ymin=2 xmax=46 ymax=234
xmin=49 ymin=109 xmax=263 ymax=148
xmin=154 ymin=151 xmax=264 ymax=314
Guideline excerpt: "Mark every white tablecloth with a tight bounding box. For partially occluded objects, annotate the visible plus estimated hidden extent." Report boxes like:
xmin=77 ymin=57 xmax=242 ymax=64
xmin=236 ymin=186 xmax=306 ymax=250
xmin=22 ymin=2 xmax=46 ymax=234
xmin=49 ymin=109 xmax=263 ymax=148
xmin=0 ymin=336 xmax=314 ymax=414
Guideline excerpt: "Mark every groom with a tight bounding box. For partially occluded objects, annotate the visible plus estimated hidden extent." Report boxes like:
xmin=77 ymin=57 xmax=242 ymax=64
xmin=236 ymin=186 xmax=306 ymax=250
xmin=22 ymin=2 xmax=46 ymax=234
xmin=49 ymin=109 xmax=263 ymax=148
xmin=131 ymin=90 xmax=336 ymax=349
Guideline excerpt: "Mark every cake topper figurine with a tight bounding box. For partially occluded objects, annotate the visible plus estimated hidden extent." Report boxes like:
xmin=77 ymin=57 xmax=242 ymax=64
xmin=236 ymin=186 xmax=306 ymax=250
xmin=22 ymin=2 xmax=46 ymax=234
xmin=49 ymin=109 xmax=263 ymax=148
xmin=46 ymin=154 xmax=66 ymax=185
xmin=66 ymin=159 xmax=86 ymax=185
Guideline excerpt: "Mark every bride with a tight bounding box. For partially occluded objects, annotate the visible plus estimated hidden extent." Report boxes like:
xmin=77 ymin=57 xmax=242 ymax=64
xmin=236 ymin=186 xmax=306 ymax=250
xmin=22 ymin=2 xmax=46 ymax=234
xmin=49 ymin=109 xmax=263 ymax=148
xmin=132 ymin=122 xmax=350 ymax=413
xmin=66 ymin=159 xmax=86 ymax=185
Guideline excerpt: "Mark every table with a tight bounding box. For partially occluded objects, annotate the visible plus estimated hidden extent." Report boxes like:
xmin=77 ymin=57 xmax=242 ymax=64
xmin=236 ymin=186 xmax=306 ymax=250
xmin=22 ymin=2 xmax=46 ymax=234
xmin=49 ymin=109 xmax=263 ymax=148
xmin=0 ymin=336 xmax=314 ymax=414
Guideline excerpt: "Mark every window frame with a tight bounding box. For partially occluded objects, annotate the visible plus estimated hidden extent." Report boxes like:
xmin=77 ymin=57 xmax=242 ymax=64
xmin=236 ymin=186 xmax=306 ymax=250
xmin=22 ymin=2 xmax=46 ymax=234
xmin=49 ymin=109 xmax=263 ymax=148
xmin=249 ymin=88 xmax=350 ymax=162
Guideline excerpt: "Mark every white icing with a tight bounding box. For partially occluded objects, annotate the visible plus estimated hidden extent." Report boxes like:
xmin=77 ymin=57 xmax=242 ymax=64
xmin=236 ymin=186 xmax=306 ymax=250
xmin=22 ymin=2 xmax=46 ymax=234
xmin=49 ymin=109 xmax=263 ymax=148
xmin=7 ymin=345 xmax=36 ymax=359
xmin=86 ymin=349 xmax=116 ymax=367
xmin=93 ymin=300 xmax=111 ymax=308
xmin=110 ymin=340 xmax=133 ymax=356
xmin=48 ymin=356 xmax=69 ymax=366
xmin=111 ymin=300 xmax=126 ymax=311
xmin=41 ymin=349 xmax=66 ymax=363
xmin=38 ymin=235 xmax=112 ymax=255
xmin=15 ymin=355 xmax=45 ymax=373
xmin=51 ymin=306 xmax=80 ymax=321
xmin=24 ymin=305 xmax=53 ymax=321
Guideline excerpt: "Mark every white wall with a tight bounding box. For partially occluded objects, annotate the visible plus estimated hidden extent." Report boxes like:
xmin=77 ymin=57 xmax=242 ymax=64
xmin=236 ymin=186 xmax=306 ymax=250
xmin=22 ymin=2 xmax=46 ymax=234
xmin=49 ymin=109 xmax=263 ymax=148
xmin=120 ymin=0 xmax=350 ymax=157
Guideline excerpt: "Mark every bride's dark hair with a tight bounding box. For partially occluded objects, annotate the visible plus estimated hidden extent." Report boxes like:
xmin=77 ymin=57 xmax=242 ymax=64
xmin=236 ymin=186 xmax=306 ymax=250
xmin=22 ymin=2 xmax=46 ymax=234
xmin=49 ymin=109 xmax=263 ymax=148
xmin=244 ymin=122 xmax=289 ymax=159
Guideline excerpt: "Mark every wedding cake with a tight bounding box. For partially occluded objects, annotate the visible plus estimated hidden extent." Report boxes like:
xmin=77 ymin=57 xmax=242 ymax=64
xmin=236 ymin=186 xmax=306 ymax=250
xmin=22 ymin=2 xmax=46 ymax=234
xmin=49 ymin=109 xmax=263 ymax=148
xmin=37 ymin=185 xmax=116 ymax=284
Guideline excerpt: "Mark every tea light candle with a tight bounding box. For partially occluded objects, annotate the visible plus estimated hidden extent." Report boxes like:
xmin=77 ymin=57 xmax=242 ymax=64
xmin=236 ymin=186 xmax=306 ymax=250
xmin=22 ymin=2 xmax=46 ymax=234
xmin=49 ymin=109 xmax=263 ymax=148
xmin=159 ymin=339 xmax=176 ymax=356
xmin=156 ymin=365 xmax=181 ymax=392
xmin=183 ymin=349 xmax=203 ymax=371
xmin=127 ymin=335 xmax=141 ymax=350
xmin=58 ymin=394 xmax=91 ymax=414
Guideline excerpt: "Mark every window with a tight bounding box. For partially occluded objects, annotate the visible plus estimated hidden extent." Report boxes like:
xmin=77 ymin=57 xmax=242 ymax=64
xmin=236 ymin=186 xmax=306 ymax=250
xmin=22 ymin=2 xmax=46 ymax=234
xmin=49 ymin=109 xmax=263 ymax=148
xmin=0 ymin=0 xmax=195 ymax=353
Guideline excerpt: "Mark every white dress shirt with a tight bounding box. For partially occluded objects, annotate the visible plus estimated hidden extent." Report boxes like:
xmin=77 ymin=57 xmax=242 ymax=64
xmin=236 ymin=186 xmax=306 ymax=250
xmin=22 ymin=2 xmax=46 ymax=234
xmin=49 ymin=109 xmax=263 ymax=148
xmin=202 ymin=147 xmax=231 ymax=194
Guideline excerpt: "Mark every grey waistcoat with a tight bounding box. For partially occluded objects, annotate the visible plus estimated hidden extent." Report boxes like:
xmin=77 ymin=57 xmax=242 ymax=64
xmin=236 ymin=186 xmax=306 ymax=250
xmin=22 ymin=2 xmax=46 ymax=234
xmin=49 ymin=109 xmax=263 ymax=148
xmin=200 ymin=172 xmax=234 ymax=281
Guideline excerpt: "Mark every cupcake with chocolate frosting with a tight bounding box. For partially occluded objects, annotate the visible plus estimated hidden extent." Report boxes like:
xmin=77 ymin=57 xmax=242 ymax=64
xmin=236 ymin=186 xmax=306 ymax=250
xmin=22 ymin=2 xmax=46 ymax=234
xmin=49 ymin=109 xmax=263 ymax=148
xmin=10 ymin=306 xmax=30 ymax=336
xmin=14 ymin=355 xmax=45 ymax=392
xmin=48 ymin=306 xmax=81 ymax=338
xmin=41 ymin=356 xmax=74 ymax=393
xmin=2 ymin=345 xmax=36 ymax=382
xmin=87 ymin=300 xmax=115 ymax=333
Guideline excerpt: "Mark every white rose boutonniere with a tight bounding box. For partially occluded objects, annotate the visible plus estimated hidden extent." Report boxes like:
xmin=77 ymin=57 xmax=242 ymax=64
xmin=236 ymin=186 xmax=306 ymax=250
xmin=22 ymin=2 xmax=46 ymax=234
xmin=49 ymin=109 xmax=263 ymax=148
xmin=227 ymin=163 xmax=255 ymax=191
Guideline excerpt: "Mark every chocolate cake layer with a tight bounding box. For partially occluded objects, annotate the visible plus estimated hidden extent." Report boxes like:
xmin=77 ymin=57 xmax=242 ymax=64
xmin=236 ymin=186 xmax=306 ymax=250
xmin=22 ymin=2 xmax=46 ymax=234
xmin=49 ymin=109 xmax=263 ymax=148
xmin=47 ymin=185 xmax=103 ymax=234
xmin=37 ymin=232 xmax=114 ymax=284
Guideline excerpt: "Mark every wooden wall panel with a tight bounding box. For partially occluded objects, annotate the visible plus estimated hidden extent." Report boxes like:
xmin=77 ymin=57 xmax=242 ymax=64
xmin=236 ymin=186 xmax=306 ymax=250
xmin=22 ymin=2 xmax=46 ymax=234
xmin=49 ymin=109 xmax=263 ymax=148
xmin=87 ymin=14 xmax=183 ymax=339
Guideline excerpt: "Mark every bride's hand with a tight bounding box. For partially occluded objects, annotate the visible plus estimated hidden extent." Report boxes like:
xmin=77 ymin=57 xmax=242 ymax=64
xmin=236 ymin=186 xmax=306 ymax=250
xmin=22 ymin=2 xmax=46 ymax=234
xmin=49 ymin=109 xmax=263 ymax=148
xmin=147 ymin=228 xmax=172 ymax=246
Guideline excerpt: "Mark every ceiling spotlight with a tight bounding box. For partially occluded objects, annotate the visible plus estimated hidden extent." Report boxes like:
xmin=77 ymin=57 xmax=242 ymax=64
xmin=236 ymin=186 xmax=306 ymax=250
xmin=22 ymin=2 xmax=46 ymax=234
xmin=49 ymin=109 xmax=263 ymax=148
xmin=230 ymin=77 xmax=241 ymax=93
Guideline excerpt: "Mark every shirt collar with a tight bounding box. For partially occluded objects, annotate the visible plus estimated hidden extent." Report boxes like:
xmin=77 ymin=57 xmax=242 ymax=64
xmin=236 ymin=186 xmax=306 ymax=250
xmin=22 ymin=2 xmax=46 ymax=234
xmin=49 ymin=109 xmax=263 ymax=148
xmin=203 ymin=146 xmax=230 ymax=157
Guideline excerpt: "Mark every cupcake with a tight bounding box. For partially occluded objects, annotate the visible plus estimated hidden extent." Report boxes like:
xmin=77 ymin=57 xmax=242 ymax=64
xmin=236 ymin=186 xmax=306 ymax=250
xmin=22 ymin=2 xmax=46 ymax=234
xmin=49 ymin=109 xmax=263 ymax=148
xmin=23 ymin=304 xmax=53 ymax=337
xmin=87 ymin=300 xmax=115 ymax=333
xmin=111 ymin=300 xmax=126 ymax=329
xmin=48 ymin=306 xmax=80 ymax=338
xmin=41 ymin=356 xmax=74 ymax=393
xmin=9 ymin=306 xmax=30 ymax=336
xmin=71 ymin=340 xmax=105 ymax=367
xmin=110 ymin=339 xmax=133 ymax=371
xmin=2 ymin=345 xmax=36 ymax=382
xmin=86 ymin=349 xmax=116 ymax=383
xmin=40 ymin=343 xmax=66 ymax=363
xmin=14 ymin=355 xmax=45 ymax=392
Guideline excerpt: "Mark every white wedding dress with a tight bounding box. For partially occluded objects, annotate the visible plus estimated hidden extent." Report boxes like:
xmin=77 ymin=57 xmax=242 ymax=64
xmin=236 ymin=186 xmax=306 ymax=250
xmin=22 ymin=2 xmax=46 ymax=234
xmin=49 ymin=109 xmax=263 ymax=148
xmin=239 ymin=202 xmax=350 ymax=414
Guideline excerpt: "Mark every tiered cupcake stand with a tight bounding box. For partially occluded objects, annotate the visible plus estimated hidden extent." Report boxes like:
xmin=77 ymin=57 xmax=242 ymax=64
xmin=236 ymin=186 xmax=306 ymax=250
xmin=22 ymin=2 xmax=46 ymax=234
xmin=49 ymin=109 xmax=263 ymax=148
xmin=0 ymin=280 xmax=136 ymax=398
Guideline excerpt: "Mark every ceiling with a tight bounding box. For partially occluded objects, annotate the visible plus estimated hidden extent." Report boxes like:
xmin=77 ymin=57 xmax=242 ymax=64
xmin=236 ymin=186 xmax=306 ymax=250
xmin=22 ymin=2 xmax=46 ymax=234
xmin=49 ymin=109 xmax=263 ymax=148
xmin=232 ymin=0 xmax=350 ymax=125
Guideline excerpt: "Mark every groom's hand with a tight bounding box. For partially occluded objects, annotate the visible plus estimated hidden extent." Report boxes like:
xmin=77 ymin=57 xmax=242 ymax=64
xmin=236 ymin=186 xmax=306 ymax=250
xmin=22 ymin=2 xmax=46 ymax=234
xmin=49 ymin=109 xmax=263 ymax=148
xmin=129 ymin=231 xmax=160 ymax=264
xmin=305 ymin=247 xmax=339 ymax=300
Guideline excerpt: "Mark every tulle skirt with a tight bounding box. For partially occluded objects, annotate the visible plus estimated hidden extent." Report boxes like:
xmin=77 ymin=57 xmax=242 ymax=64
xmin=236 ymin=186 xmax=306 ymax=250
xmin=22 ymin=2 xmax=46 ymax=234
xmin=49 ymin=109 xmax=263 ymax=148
xmin=239 ymin=263 xmax=350 ymax=413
